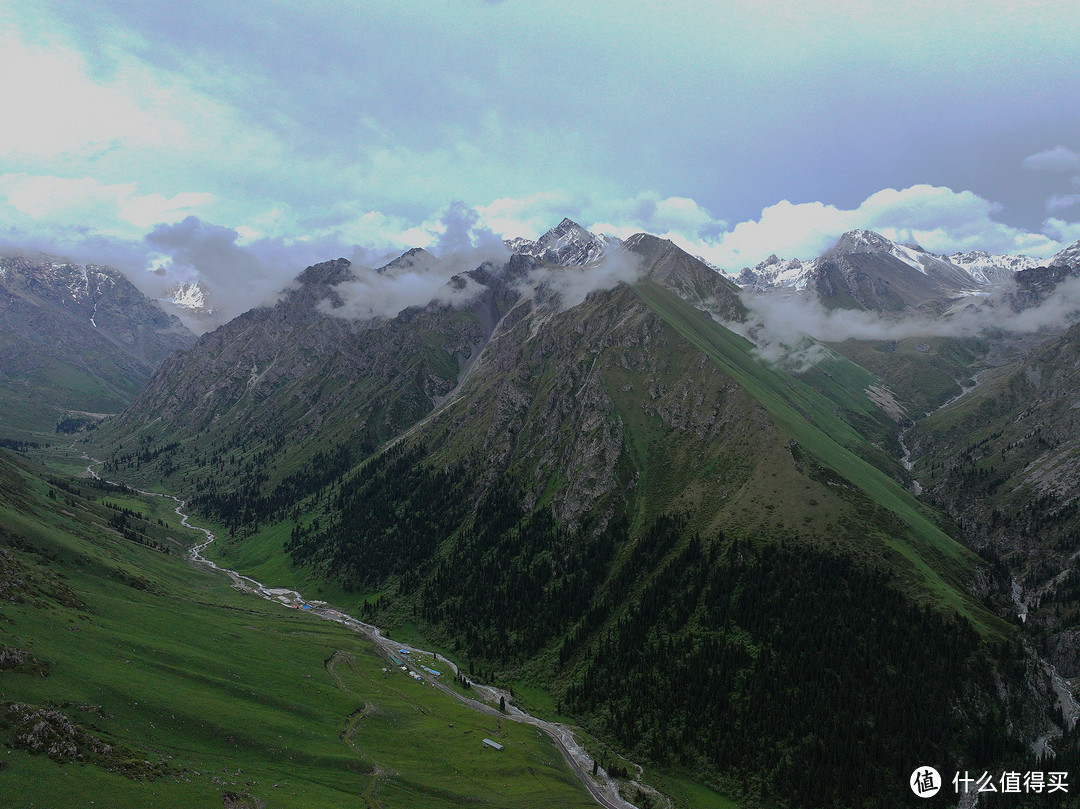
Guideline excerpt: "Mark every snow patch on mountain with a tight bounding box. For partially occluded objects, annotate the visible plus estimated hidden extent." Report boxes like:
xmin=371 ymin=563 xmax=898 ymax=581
xmin=504 ymin=218 xmax=621 ymax=266
xmin=503 ymin=236 xmax=534 ymax=254
xmin=1049 ymin=240 xmax=1080 ymax=268
xmin=736 ymin=229 xmax=1047 ymax=292
xmin=736 ymin=255 xmax=815 ymax=291
xmin=167 ymin=280 xmax=210 ymax=311
xmin=948 ymin=250 xmax=1042 ymax=284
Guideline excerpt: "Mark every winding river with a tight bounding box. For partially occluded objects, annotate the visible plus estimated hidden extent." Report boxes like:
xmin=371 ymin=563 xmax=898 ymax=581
xmin=83 ymin=455 xmax=644 ymax=809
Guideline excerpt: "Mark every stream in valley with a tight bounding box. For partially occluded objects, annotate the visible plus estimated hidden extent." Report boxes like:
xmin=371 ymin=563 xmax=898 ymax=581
xmin=83 ymin=455 xmax=647 ymax=809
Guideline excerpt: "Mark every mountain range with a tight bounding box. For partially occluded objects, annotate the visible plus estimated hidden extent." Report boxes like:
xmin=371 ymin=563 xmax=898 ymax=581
xmin=6 ymin=219 xmax=1080 ymax=808
xmin=735 ymin=228 xmax=1058 ymax=309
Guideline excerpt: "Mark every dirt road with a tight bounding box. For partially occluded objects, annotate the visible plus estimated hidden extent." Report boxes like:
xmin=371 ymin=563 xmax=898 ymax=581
xmin=82 ymin=455 xmax=644 ymax=809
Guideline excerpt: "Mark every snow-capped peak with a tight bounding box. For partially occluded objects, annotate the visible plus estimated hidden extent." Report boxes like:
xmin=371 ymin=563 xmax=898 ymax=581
xmin=504 ymin=218 xmax=621 ymax=266
xmin=830 ymin=229 xmax=938 ymax=274
xmin=836 ymin=229 xmax=894 ymax=252
xmin=947 ymin=250 xmax=1042 ymax=284
xmin=736 ymin=254 xmax=812 ymax=290
xmin=167 ymin=280 xmax=210 ymax=311
xmin=503 ymin=236 xmax=534 ymax=253
xmin=1049 ymin=239 xmax=1080 ymax=268
xmin=736 ymin=230 xmax=1047 ymax=293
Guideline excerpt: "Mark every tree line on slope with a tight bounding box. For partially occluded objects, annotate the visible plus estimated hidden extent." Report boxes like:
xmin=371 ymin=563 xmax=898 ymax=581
xmin=282 ymin=442 xmax=1024 ymax=808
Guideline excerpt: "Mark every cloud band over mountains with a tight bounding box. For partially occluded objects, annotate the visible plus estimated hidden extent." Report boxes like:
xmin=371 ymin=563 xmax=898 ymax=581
xmin=736 ymin=275 xmax=1080 ymax=372
xmin=3 ymin=1 xmax=1079 ymax=329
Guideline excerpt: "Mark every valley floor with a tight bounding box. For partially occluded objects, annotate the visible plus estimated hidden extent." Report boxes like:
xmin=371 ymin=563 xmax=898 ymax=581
xmin=0 ymin=447 xmax=614 ymax=809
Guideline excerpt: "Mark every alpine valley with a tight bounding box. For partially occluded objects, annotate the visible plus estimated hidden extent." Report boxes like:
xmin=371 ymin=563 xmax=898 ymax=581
xmin=5 ymin=220 xmax=1080 ymax=809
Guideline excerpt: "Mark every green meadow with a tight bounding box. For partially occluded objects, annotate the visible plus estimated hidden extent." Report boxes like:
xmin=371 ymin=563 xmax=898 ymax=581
xmin=0 ymin=448 xmax=598 ymax=808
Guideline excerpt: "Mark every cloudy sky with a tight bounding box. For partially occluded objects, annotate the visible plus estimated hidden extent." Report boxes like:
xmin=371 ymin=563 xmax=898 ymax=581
xmin=3 ymin=0 xmax=1080 ymax=318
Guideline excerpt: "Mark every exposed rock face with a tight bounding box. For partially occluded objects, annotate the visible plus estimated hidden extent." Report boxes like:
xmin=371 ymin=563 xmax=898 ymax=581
xmin=504 ymin=218 xmax=617 ymax=266
xmin=1001 ymin=262 xmax=1080 ymax=311
xmin=1049 ymin=239 xmax=1080 ymax=268
xmin=0 ymin=255 xmax=193 ymax=366
xmin=811 ymin=230 xmax=976 ymax=312
xmin=102 ymin=234 xmax=748 ymax=509
xmin=736 ymin=254 xmax=810 ymax=290
xmin=161 ymin=279 xmax=216 ymax=332
xmin=375 ymin=246 xmax=437 ymax=275
xmin=0 ymin=254 xmax=195 ymax=427
xmin=735 ymin=230 xmax=1045 ymax=312
xmin=623 ymin=233 xmax=747 ymax=320
xmin=948 ymin=249 xmax=1042 ymax=284
xmin=910 ymin=322 xmax=1080 ymax=636
xmin=112 ymin=256 xmax=513 ymax=452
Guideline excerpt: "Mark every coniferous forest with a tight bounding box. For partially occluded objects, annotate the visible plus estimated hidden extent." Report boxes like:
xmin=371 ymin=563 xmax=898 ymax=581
xmin=282 ymin=443 xmax=1028 ymax=808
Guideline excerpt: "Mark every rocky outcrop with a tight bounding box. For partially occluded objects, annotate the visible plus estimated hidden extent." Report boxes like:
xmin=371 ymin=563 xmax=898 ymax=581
xmin=505 ymin=218 xmax=615 ymax=266
xmin=0 ymin=254 xmax=195 ymax=428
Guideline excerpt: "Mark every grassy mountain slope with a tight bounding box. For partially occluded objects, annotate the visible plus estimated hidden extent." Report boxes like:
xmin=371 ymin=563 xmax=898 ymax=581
xmin=0 ymin=447 xmax=597 ymax=808
xmin=276 ymin=273 xmax=1025 ymax=807
xmin=632 ymin=281 xmax=996 ymax=621
xmin=406 ymin=275 xmax=994 ymax=621
xmin=824 ymin=335 xmax=990 ymax=415
xmin=87 ymin=240 xmax=1054 ymax=807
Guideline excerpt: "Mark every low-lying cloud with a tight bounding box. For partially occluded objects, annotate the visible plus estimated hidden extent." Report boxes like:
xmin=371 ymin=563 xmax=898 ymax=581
xmin=327 ymin=225 xmax=640 ymax=321
xmin=137 ymin=201 xmax=510 ymax=329
xmin=526 ymin=249 xmax=643 ymax=312
xmin=319 ymin=201 xmax=510 ymax=320
xmin=320 ymin=252 xmax=486 ymax=321
xmin=736 ymin=275 xmax=1080 ymax=372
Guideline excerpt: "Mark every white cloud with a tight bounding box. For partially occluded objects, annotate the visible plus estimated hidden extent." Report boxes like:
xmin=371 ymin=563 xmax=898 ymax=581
xmin=476 ymin=191 xmax=580 ymax=240
xmin=328 ymin=208 xmax=434 ymax=254
xmin=663 ymin=185 xmax=1062 ymax=271
xmin=1022 ymin=146 xmax=1080 ymax=172
xmin=654 ymin=196 xmax=722 ymax=232
xmin=590 ymin=192 xmax=726 ymax=239
xmin=1043 ymin=218 xmax=1080 ymax=245
xmin=470 ymin=185 xmax=1067 ymax=273
xmin=527 ymin=250 xmax=644 ymax=312
xmin=737 ymin=275 xmax=1080 ymax=372
xmin=325 ymin=258 xmax=473 ymax=321
xmin=695 ymin=199 xmax=852 ymax=269
xmin=0 ymin=174 xmax=213 ymax=238
xmin=0 ymin=34 xmax=182 ymax=161
xmin=859 ymin=185 xmax=1060 ymax=255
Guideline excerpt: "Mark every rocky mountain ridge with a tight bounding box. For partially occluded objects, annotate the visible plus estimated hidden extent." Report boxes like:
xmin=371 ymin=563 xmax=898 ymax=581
xmin=85 ymin=222 xmax=1065 ymax=808
xmin=104 ymin=233 xmax=745 ymax=477
xmin=504 ymin=217 xmax=621 ymax=266
xmin=737 ymin=229 xmax=1070 ymax=310
xmin=14 ymin=215 xmax=1080 ymax=807
xmin=0 ymin=254 xmax=195 ymax=434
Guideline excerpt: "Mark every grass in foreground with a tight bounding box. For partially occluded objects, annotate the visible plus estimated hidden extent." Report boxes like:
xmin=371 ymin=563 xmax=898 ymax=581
xmin=0 ymin=448 xmax=596 ymax=808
